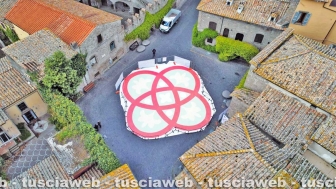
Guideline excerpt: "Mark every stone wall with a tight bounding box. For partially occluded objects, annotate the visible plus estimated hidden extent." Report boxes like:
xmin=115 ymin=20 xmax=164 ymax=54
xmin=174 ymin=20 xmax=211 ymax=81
xmin=197 ymin=11 xmax=283 ymax=49
xmin=244 ymin=65 xmax=268 ymax=92
xmin=227 ymin=97 xmax=250 ymax=118
xmin=79 ymin=21 xmax=127 ymax=83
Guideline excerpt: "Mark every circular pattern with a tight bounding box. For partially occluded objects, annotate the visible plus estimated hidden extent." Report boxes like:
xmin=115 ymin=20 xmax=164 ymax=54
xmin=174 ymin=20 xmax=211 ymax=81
xmin=120 ymin=64 xmax=215 ymax=139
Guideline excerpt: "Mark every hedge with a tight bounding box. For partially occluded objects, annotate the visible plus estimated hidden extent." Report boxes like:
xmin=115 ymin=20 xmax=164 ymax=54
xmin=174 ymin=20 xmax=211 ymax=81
xmin=216 ymin=36 xmax=259 ymax=62
xmin=191 ymin=24 xmax=218 ymax=53
xmin=124 ymin=0 xmax=175 ymax=41
xmin=41 ymin=90 xmax=120 ymax=173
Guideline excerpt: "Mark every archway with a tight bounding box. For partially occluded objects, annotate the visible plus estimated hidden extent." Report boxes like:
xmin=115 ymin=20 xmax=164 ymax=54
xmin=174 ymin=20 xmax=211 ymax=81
xmin=115 ymin=1 xmax=130 ymax=12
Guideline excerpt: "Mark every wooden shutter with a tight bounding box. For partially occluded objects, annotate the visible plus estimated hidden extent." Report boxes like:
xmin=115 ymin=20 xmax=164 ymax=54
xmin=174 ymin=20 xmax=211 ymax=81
xmin=291 ymin=12 xmax=301 ymax=23
xmin=302 ymin=13 xmax=311 ymax=26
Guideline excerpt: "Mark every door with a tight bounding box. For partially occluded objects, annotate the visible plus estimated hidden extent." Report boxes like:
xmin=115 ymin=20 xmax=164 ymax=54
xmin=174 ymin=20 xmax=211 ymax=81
xmin=235 ymin=33 xmax=244 ymax=41
xmin=223 ymin=28 xmax=229 ymax=37
xmin=22 ymin=110 xmax=37 ymax=124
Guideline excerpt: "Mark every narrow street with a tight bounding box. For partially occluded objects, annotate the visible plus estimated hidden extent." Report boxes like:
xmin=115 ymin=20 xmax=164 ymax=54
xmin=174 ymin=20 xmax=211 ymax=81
xmin=77 ymin=0 xmax=249 ymax=187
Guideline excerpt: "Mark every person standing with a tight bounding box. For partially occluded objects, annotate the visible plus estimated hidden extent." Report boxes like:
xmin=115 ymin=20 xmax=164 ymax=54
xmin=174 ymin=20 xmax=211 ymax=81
xmin=152 ymin=48 xmax=156 ymax=57
xmin=94 ymin=124 xmax=99 ymax=131
xmin=97 ymin=121 xmax=102 ymax=129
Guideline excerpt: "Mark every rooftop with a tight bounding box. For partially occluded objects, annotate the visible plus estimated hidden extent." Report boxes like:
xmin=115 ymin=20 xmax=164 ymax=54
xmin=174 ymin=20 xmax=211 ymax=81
xmin=178 ymin=86 xmax=331 ymax=188
xmin=0 ymin=0 xmax=18 ymax=23
xmin=0 ymin=57 xmax=36 ymax=108
xmin=230 ymin=88 xmax=260 ymax=105
xmin=3 ymin=29 xmax=77 ymax=77
xmin=5 ymin=0 xmax=121 ymax=45
xmin=197 ymin=0 xmax=299 ymax=30
xmin=99 ymin=164 xmax=140 ymax=189
xmin=9 ymin=155 xmax=104 ymax=188
xmin=47 ymin=136 xmax=90 ymax=175
xmin=312 ymin=116 xmax=336 ymax=155
xmin=250 ymin=29 xmax=336 ymax=116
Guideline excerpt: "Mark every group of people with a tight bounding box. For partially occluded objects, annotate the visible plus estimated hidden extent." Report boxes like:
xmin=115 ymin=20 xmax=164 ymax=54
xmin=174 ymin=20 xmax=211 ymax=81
xmin=93 ymin=121 xmax=102 ymax=131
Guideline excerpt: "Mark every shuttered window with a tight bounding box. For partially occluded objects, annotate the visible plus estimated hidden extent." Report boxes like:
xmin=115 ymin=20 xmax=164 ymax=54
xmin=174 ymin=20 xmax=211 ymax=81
xmin=292 ymin=11 xmax=311 ymax=26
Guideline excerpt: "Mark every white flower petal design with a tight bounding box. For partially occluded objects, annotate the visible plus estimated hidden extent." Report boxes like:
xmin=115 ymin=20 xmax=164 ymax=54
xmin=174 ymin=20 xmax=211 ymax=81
xmin=181 ymin=102 xmax=201 ymax=121
xmin=138 ymin=110 xmax=161 ymax=128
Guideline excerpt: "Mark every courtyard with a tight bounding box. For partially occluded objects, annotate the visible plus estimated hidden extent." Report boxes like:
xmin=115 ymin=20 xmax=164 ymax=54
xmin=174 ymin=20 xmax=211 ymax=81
xmin=76 ymin=0 xmax=249 ymax=185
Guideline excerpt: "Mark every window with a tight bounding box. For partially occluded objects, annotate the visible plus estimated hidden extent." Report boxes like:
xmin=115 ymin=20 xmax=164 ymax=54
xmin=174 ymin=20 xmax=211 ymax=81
xmin=292 ymin=11 xmax=311 ymax=25
xmin=208 ymin=22 xmax=217 ymax=31
xmin=223 ymin=28 xmax=229 ymax=37
xmin=235 ymin=33 xmax=244 ymax=41
xmin=331 ymin=0 xmax=336 ymax=7
xmin=97 ymin=34 xmax=103 ymax=43
xmin=0 ymin=128 xmax=11 ymax=143
xmin=90 ymin=56 xmax=97 ymax=65
xmin=226 ymin=0 xmax=233 ymax=6
xmin=254 ymin=34 xmax=264 ymax=43
xmin=22 ymin=110 xmax=37 ymax=123
xmin=207 ymin=38 xmax=213 ymax=43
xmin=110 ymin=41 xmax=116 ymax=51
xmin=17 ymin=102 xmax=28 ymax=111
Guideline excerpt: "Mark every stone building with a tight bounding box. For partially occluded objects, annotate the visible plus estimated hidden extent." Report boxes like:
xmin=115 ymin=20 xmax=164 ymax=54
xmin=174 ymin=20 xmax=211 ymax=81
xmin=9 ymin=132 xmax=139 ymax=188
xmin=3 ymin=29 xmax=77 ymax=79
xmin=5 ymin=0 xmax=127 ymax=87
xmin=289 ymin=0 xmax=336 ymax=46
xmin=196 ymin=0 xmax=299 ymax=49
xmin=176 ymin=86 xmax=335 ymax=188
xmin=175 ymin=28 xmax=336 ymax=188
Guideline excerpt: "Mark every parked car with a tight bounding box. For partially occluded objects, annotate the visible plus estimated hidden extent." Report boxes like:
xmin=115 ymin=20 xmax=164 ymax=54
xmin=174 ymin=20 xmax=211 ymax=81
xmin=159 ymin=9 xmax=181 ymax=33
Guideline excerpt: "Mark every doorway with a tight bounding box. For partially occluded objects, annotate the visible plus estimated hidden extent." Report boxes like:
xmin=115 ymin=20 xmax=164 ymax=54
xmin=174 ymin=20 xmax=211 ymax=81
xmin=22 ymin=110 xmax=37 ymax=124
xmin=102 ymin=0 xmax=108 ymax=6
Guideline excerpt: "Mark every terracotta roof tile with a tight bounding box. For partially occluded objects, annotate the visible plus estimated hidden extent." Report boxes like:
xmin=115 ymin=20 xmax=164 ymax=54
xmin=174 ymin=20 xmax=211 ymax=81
xmin=3 ymin=29 xmax=77 ymax=77
xmin=245 ymin=86 xmax=327 ymax=146
xmin=312 ymin=116 xmax=336 ymax=155
xmin=252 ymin=34 xmax=336 ymax=116
xmin=250 ymin=28 xmax=294 ymax=66
xmin=5 ymin=0 xmax=98 ymax=45
xmin=9 ymin=155 xmax=104 ymax=188
xmin=40 ymin=0 xmax=122 ymax=25
xmin=0 ymin=57 xmax=36 ymax=108
xmin=230 ymin=88 xmax=260 ymax=105
xmin=99 ymin=164 xmax=140 ymax=189
xmin=177 ymin=87 xmax=331 ymax=188
xmin=197 ymin=0 xmax=299 ymax=30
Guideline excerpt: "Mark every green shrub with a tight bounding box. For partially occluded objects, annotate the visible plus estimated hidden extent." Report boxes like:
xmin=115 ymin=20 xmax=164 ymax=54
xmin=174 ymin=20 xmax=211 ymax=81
xmin=16 ymin=123 xmax=31 ymax=141
xmin=191 ymin=24 xmax=218 ymax=53
xmin=124 ymin=0 xmax=175 ymax=41
xmin=216 ymin=36 xmax=259 ymax=62
xmin=0 ymin=25 xmax=19 ymax=43
xmin=0 ymin=157 xmax=7 ymax=180
xmin=236 ymin=71 xmax=248 ymax=89
xmin=43 ymin=91 xmax=120 ymax=173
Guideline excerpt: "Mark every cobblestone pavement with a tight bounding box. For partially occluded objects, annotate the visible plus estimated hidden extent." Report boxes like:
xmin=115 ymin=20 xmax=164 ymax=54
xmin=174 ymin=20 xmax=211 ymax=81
xmin=77 ymin=0 xmax=249 ymax=187
xmin=6 ymin=124 xmax=56 ymax=179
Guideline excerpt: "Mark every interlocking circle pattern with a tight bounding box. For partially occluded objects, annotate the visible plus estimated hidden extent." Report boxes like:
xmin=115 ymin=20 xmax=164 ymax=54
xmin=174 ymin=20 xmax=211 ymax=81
xmin=121 ymin=65 xmax=213 ymax=139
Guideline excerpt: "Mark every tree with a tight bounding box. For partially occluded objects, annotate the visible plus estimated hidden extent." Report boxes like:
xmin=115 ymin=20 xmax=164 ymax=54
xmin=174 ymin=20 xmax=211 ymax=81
xmin=71 ymin=53 xmax=87 ymax=79
xmin=42 ymin=51 xmax=85 ymax=98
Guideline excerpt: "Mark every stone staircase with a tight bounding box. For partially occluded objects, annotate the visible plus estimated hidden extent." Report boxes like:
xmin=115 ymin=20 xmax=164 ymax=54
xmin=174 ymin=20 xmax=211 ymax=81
xmin=9 ymin=144 xmax=20 ymax=155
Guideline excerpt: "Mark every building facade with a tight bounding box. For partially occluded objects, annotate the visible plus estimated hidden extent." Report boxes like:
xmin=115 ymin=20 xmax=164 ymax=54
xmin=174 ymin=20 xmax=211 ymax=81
xmin=0 ymin=57 xmax=48 ymax=156
xmin=289 ymin=0 xmax=336 ymax=46
xmin=196 ymin=0 xmax=299 ymax=49
xmin=5 ymin=0 xmax=127 ymax=88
